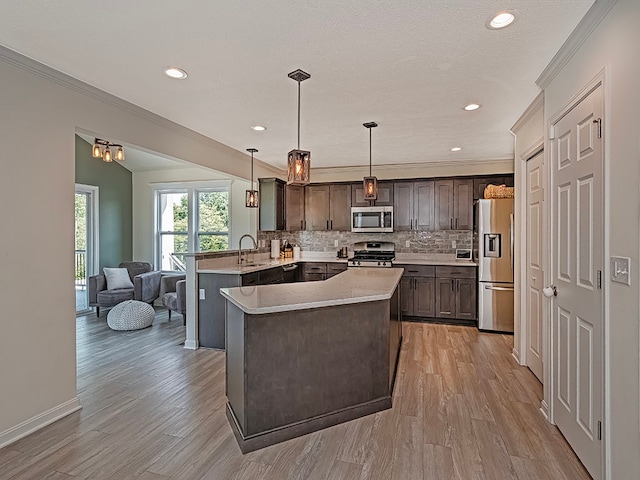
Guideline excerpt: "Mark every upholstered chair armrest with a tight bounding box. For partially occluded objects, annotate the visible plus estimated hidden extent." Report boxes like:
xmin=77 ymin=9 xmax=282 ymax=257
xmin=176 ymin=279 xmax=187 ymax=315
xmin=88 ymin=274 xmax=106 ymax=304
xmin=160 ymin=273 xmax=187 ymax=296
xmin=134 ymin=270 xmax=161 ymax=303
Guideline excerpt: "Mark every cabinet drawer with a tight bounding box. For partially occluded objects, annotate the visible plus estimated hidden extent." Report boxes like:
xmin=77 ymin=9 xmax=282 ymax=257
xmin=304 ymin=273 xmax=326 ymax=282
xmin=326 ymin=263 xmax=347 ymax=274
xmin=395 ymin=264 xmax=435 ymax=277
xmin=242 ymin=272 xmax=259 ymax=286
xmin=435 ymin=266 xmax=477 ymax=279
xmin=302 ymin=263 xmax=327 ymax=274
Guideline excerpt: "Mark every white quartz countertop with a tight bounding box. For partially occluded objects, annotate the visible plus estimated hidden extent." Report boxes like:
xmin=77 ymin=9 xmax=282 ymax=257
xmin=220 ymin=267 xmax=404 ymax=314
xmin=197 ymin=252 xmax=474 ymax=274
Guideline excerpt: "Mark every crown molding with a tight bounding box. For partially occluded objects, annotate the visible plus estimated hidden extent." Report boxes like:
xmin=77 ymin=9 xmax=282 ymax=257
xmin=0 ymin=44 xmax=283 ymax=176
xmin=536 ymin=0 xmax=618 ymax=89
xmin=511 ymin=92 xmax=544 ymax=134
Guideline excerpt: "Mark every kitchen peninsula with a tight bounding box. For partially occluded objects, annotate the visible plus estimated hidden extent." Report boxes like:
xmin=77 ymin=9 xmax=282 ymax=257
xmin=220 ymin=267 xmax=403 ymax=453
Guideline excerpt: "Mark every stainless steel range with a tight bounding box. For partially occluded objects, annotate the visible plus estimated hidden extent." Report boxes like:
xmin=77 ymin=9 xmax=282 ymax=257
xmin=348 ymin=241 xmax=395 ymax=267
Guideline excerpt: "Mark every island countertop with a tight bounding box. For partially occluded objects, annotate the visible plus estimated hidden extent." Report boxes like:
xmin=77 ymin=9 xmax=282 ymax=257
xmin=220 ymin=267 xmax=403 ymax=315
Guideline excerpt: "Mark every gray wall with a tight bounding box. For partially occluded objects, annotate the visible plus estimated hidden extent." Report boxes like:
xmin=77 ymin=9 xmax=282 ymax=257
xmin=75 ymin=136 xmax=132 ymax=271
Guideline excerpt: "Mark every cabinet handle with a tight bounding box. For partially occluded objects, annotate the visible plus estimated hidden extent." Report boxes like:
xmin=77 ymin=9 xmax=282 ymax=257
xmin=451 ymin=279 xmax=454 ymax=291
xmin=450 ymin=218 xmax=453 ymax=229
xmin=330 ymin=220 xmax=333 ymax=230
xmin=455 ymin=218 xmax=458 ymax=229
xmin=410 ymin=219 xmax=412 ymax=230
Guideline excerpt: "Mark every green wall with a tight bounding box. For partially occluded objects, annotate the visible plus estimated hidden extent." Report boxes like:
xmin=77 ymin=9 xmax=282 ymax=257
xmin=75 ymin=135 xmax=132 ymax=271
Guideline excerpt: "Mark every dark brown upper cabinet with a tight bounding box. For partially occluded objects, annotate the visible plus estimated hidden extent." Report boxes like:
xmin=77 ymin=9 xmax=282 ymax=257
xmin=352 ymin=180 xmax=394 ymax=207
xmin=285 ymin=185 xmax=305 ymax=231
xmin=305 ymin=184 xmax=352 ymax=231
xmin=434 ymin=179 xmax=473 ymax=230
xmin=393 ymin=180 xmax=435 ymax=232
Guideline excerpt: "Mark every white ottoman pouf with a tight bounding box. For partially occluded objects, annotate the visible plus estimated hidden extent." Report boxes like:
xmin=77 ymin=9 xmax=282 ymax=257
xmin=107 ymin=300 xmax=155 ymax=331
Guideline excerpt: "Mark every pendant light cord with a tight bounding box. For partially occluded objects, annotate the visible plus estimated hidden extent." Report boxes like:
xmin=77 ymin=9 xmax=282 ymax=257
xmin=250 ymin=151 xmax=254 ymax=188
xmin=297 ymin=80 xmax=301 ymax=150
xmin=369 ymin=127 xmax=372 ymax=177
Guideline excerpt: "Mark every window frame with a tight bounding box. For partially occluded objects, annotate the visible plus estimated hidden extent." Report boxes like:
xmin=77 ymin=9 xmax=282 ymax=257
xmin=153 ymin=181 xmax=231 ymax=271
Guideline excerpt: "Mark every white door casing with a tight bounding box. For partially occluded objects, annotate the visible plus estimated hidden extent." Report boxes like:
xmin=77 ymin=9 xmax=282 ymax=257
xmin=526 ymin=150 xmax=545 ymax=382
xmin=550 ymin=82 xmax=604 ymax=479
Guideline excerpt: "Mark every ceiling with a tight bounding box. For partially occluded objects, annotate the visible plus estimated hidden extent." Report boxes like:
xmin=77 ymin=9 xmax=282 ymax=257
xmin=1 ymin=1 xmax=594 ymax=171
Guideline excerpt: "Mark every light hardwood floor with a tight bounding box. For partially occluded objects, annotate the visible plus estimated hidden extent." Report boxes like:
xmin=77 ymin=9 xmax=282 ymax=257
xmin=0 ymin=311 xmax=592 ymax=480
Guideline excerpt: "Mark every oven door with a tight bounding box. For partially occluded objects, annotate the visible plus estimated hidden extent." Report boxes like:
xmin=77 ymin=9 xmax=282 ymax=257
xmin=351 ymin=207 xmax=393 ymax=232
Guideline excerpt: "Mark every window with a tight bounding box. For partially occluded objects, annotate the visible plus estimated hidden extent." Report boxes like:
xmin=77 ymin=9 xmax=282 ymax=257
xmin=155 ymin=183 xmax=229 ymax=271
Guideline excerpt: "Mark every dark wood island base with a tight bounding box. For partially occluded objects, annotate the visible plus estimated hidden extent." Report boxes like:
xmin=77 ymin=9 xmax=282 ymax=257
xmin=223 ymin=275 xmax=402 ymax=453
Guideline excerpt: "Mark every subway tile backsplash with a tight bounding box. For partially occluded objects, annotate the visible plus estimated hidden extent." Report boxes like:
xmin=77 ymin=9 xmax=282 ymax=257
xmin=257 ymin=229 xmax=472 ymax=255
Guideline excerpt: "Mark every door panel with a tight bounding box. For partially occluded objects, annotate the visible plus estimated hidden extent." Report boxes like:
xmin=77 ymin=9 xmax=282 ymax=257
xmin=455 ymin=278 xmax=477 ymax=320
xmin=400 ymin=277 xmax=414 ymax=316
xmin=551 ymin=84 xmax=603 ymax=479
xmin=414 ymin=277 xmax=435 ymax=317
xmin=285 ymin=185 xmax=305 ymax=231
xmin=329 ymin=184 xmax=352 ymax=231
xmin=305 ymin=185 xmax=330 ymax=231
xmin=526 ymin=150 xmax=545 ymax=381
xmin=414 ymin=181 xmax=435 ymax=231
xmin=453 ymin=179 xmax=473 ymax=230
xmin=393 ymin=182 xmax=414 ymax=231
xmin=435 ymin=278 xmax=455 ymax=318
xmin=434 ymin=180 xmax=454 ymax=230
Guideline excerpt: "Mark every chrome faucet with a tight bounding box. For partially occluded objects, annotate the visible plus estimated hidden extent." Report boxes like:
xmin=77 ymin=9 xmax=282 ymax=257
xmin=238 ymin=234 xmax=258 ymax=265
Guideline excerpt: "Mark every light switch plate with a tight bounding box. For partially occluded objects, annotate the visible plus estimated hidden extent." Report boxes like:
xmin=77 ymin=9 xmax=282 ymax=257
xmin=405 ymin=240 xmax=411 ymax=247
xmin=610 ymin=256 xmax=631 ymax=285
xmin=199 ymin=288 xmax=206 ymax=300
xmin=334 ymin=240 xmax=339 ymax=247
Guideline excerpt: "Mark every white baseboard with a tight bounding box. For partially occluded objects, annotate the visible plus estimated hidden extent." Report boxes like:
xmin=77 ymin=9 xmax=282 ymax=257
xmin=0 ymin=397 xmax=82 ymax=449
xmin=184 ymin=339 xmax=198 ymax=350
xmin=512 ymin=347 xmax=521 ymax=364
xmin=540 ymin=399 xmax=552 ymax=423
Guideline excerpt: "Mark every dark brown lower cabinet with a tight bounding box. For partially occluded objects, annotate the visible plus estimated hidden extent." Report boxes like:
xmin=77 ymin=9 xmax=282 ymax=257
xmin=397 ymin=265 xmax=435 ymax=318
xmin=434 ymin=266 xmax=477 ymax=322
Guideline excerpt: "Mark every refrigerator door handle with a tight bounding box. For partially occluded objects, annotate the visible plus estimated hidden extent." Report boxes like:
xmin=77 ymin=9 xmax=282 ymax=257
xmin=484 ymin=285 xmax=515 ymax=291
xmin=510 ymin=213 xmax=514 ymax=271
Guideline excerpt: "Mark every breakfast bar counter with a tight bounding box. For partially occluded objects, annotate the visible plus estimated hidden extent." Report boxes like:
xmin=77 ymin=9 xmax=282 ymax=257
xmin=220 ymin=267 xmax=403 ymax=453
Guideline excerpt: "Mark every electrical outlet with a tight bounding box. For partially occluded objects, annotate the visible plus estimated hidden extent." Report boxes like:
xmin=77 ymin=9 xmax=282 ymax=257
xmin=452 ymin=240 xmax=457 ymax=248
xmin=334 ymin=240 xmax=339 ymax=247
xmin=199 ymin=289 xmax=205 ymax=300
xmin=405 ymin=240 xmax=411 ymax=248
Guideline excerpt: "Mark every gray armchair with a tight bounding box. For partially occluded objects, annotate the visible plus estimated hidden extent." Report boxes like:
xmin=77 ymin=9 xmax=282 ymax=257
xmin=160 ymin=274 xmax=187 ymax=323
xmin=89 ymin=261 xmax=161 ymax=316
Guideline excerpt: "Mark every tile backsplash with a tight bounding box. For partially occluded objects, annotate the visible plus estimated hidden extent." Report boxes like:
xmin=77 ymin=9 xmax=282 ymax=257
xmin=258 ymin=229 xmax=472 ymax=255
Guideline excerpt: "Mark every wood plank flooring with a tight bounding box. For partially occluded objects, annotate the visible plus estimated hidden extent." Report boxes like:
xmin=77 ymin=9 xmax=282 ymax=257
xmin=0 ymin=312 xmax=592 ymax=479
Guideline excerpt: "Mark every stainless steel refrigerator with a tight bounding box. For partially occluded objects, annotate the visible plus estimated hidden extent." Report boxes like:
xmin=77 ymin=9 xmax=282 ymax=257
xmin=475 ymin=199 xmax=515 ymax=332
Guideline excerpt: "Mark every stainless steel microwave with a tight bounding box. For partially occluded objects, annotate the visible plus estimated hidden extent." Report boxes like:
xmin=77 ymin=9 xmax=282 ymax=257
xmin=351 ymin=206 xmax=393 ymax=233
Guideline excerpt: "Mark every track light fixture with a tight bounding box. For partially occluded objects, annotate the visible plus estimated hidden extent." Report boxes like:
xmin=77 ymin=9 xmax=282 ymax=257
xmin=245 ymin=148 xmax=259 ymax=208
xmin=92 ymin=138 xmax=125 ymax=162
xmin=287 ymin=69 xmax=311 ymax=186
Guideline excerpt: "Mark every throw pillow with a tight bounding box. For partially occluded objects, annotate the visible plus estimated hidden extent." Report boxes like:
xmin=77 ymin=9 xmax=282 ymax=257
xmin=104 ymin=267 xmax=134 ymax=290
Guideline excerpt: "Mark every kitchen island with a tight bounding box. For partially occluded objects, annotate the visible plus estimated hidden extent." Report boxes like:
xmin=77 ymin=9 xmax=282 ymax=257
xmin=220 ymin=267 xmax=403 ymax=453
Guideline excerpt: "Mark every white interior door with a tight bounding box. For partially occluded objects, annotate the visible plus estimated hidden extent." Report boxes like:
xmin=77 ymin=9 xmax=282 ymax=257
xmin=550 ymin=84 xmax=603 ymax=479
xmin=526 ymin=150 xmax=544 ymax=382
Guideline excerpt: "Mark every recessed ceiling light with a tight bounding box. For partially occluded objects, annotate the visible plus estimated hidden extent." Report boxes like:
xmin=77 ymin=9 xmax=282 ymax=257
xmin=251 ymin=125 xmax=267 ymax=131
xmin=464 ymin=103 xmax=481 ymax=111
xmin=487 ymin=11 xmax=516 ymax=30
xmin=164 ymin=67 xmax=188 ymax=79
xmin=451 ymin=147 xmax=463 ymax=152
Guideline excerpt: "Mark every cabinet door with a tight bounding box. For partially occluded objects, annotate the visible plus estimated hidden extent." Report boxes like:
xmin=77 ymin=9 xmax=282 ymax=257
xmin=400 ymin=276 xmax=414 ymax=316
xmin=414 ymin=277 xmax=435 ymax=317
xmin=258 ymin=267 xmax=284 ymax=285
xmin=351 ymin=182 xmax=371 ymax=207
xmin=285 ymin=185 xmax=305 ymax=231
xmin=414 ymin=180 xmax=435 ymax=231
xmin=435 ymin=277 xmax=456 ymax=318
xmin=434 ymin=180 xmax=454 ymax=230
xmin=455 ymin=278 xmax=477 ymax=320
xmin=259 ymin=178 xmax=285 ymax=231
xmin=393 ymin=182 xmax=414 ymax=231
xmin=305 ymin=185 xmax=330 ymax=231
xmin=329 ymin=184 xmax=352 ymax=231
xmin=374 ymin=181 xmax=394 ymax=206
xmin=453 ymin=179 xmax=473 ymax=230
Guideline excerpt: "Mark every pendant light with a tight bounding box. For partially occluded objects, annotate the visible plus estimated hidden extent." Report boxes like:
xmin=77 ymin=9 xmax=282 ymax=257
xmin=363 ymin=121 xmax=378 ymax=200
xmin=245 ymin=148 xmax=259 ymax=208
xmin=287 ymin=69 xmax=311 ymax=185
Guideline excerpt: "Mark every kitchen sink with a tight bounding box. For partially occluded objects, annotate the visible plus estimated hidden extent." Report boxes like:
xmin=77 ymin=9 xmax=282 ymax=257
xmin=241 ymin=262 xmax=269 ymax=267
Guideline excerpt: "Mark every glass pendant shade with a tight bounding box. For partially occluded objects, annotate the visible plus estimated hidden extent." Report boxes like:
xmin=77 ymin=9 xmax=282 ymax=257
xmin=115 ymin=146 xmax=125 ymax=161
xmin=245 ymin=189 xmax=259 ymax=208
xmin=287 ymin=149 xmax=311 ymax=185
xmin=92 ymin=143 xmax=103 ymax=158
xmin=103 ymin=146 xmax=112 ymax=162
xmin=363 ymin=176 xmax=378 ymax=200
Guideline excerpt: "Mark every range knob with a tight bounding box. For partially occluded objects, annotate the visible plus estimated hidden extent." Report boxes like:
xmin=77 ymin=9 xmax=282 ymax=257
xmin=378 ymin=261 xmax=381 ymax=266
xmin=382 ymin=262 xmax=387 ymax=266
xmin=357 ymin=261 xmax=361 ymax=266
